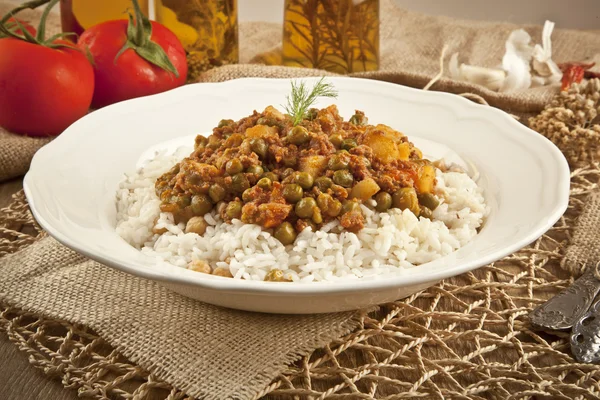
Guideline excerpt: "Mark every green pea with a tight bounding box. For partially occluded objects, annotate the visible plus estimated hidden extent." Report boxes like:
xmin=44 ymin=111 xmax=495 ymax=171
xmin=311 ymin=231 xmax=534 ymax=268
xmin=274 ymin=222 xmax=297 ymax=245
xmin=333 ymin=170 xmax=354 ymax=187
xmin=175 ymin=195 xmax=191 ymax=208
xmin=349 ymin=113 xmax=367 ymax=126
xmin=374 ymin=192 xmax=393 ymax=212
xmin=281 ymin=168 xmax=295 ymax=180
xmin=392 ymin=187 xmax=420 ymax=215
xmin=317 ymin=193 xmax=342 ymax=217
xmin=288 ymin=126 xmax=310 ymax=145
xmin=312 ymin=207 xmax=323 ymax=224
xmin=250 ymin=138 xmax=268 ymax=159
xmin=257 ymin=177 xmax=272 ymax=189
xmin=226 ymin=158 xmax=243 ymax=175
xmin=194 ymin=136 xmax=208 ymax=149
xmin=208 ymin=184 xmax=225 ymax=203
xmin=418 ymin=193 xmax=440 ymax=211
xmin=283 ymin=184 xmax=303 ymax=203
xmin=246 ymin=165 xmax=264 ymax=176
xmin=314 ymin=176 xmax=333 ymax=191
xmin=329 ymin=133 xmax=343 ymax=148
xmin=283 ymin=155 xmax=297 ymax=167
xmin=420 ymin=206 xmax=433 ymax=219
xmin=231 ymin=173 xmax=250 ymax=193
xmin=207 ymin=135 xmax=220 ymax=149
xmin=294 ymin=172 xmax=314 ymax=189
xmin=305 ymin=108 xmax=318 ymax=120
xmin=329 ymin=200 xmax=342 ymax=217
xmin=262 ymin=171 xmax=279 ymax=182
xmin=185 ymin=216 xmax=208 ymax=235
xmin=303 ymin=219 xmax=317 ymax=232
xmin=225 ymin=200 xmax=242 ymax=219
xmin=328 ymin=154 xmax=349 ymax=171
xmin=295 ymin=197 xmax=316 ymax=218
xmin=190 ymin=194 xmax=212 ymax=215
xmin=362 ymin=157 xmax=371 ymax=168
xmin=317 ymin=193 xmax=331 ymax=209
xmin=342 ymin=200 xmax=361 ymax=214
xmin=242 ymin=188 xmax=253 ymax=203
xmin=218 ymin=119 xmax=234 ymax=128
xmin=341 ymin=139 xmax=357 ymax=151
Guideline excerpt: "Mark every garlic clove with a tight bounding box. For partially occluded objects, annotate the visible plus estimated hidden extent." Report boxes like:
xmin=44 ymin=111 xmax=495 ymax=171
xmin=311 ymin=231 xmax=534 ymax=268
xmin=459 ymin=64 xmax=506 ymax=91
xmin=501 ymin=29 xmax=534 ymax=92
xmin=532 ymin=20 xmax=562 ymax=82
xmin=448 ymin=53 xmax=507 ymax=91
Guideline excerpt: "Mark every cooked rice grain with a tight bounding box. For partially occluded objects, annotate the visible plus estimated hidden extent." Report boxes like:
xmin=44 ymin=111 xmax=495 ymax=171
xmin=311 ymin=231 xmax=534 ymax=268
xmin=116 ymin=148 xmax=487 ymax=282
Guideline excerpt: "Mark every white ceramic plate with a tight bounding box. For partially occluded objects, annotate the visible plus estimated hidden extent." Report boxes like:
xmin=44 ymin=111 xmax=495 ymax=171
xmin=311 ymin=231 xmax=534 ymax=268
xmin=24 ymin=77 xmax=570 ymax=314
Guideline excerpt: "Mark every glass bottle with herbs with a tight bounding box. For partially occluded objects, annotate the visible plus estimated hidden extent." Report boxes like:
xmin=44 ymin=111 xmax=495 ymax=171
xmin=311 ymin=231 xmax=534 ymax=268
xmin=156 ymin=0 xmax=238 ymax=81
xmin=282 ymin=0 xmax=380 ymax=74
xmin=60 ymin=0 xmax=149 ymax=35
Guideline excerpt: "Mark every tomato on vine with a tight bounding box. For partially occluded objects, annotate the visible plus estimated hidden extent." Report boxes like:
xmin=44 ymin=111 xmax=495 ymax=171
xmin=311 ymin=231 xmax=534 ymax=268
xmin=0 ymin=0 xmax=94 ymax=136
xmin=78 ymin=0 xmax=187 ymax=108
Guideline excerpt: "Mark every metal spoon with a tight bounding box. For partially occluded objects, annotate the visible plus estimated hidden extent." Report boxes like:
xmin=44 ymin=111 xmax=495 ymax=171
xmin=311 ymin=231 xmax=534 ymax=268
xmin=571 ymin=299 xmax=600 ymax=363
xmin=529 ymin=264 xmax=600 ymax=330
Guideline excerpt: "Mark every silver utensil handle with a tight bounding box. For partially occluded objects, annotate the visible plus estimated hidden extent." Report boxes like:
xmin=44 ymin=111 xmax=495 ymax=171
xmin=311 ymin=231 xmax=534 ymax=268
xmin=529 ymin=263 xmax=600 ymax=330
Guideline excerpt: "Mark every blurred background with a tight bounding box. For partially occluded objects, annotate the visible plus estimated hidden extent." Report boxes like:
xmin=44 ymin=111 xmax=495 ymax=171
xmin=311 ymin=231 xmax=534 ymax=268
xmin=239 ymin=0 xmax=599 ymax=29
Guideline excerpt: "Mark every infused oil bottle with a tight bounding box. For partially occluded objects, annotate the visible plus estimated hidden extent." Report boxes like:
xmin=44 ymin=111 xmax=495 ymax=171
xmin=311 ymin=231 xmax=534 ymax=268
xmin=156 ymin=0 xmax=239 ymax=81
xmin=60 ymin=0 xmax=149 ymax=35
xmin=282 ymin=0 xmax=380 ymax=74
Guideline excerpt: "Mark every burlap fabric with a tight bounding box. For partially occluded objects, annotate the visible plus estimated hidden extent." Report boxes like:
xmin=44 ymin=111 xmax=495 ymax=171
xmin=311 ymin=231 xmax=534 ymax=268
xmin=0 ymin=234 xmax=366 ymax=400
xmin=2 ymin=0 xmax=600 ymax=181
xmin=565 ymin=190 xmax=600 ymax=274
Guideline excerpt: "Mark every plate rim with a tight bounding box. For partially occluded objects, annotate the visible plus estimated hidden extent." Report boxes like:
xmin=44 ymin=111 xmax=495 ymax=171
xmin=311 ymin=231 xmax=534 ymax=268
xmin=23 ymin=76 xmax=571 ymax=296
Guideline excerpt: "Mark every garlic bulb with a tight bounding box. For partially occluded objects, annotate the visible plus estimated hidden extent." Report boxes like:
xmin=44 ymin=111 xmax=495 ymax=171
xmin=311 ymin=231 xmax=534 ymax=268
xmin=446 ymin=20 xmax=562 ymax=92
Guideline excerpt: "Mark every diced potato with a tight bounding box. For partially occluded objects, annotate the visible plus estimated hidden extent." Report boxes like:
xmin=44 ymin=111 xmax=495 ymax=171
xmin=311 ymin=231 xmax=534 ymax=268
xmin=361 ymin=125 xmax=410 ymax=163
xmin=245 ymin=125 xmax=278 ymax=139
xmin=317 ymin=105 xmax=341 ymax=129
xmin=374 ymin=124 xmax=405 ymax=139
xmin=263 ymin=105 xmax=285 ymax=120
xmin=397 ymin=143 xmax=411 ymax=160
xmin=362 ymin=130 xmax=399 ymax=163
xmin=350 ymin=178 xmax=381 ymax=200
xmin=416 ymin=165 xmax=436 ymax=193
xmin=298 ymin=156 xmax=327 ymax=177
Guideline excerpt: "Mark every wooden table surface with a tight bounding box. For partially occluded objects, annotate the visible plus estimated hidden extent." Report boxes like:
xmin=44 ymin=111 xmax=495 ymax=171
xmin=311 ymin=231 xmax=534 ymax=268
xmin=0 ymin=179 xmax=78 ymax=400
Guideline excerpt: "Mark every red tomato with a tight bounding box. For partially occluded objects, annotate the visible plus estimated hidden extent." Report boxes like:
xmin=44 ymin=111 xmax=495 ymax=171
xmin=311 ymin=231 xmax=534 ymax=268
xmin=78 ymin=19 xmax=187 ymax=108
xmin=0 ymin=39 xmax=94 ymax=136
xmin=5 ymin=17 xmax=37 ymax=37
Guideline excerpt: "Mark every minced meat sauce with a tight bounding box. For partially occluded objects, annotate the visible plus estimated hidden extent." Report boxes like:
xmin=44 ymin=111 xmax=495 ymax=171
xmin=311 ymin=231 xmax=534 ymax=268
xmin=155 ymin=105 xmax=439 ymax=245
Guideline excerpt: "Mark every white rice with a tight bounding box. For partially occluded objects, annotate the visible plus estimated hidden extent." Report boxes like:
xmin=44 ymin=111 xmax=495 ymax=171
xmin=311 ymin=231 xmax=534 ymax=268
xmin=116 ymin=147 xmax=487 ymax=282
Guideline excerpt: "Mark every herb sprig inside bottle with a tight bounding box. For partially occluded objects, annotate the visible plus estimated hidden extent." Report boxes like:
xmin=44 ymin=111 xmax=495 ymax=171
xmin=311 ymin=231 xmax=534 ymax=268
xmin=284 ymin=78 xmax=338 ymax=126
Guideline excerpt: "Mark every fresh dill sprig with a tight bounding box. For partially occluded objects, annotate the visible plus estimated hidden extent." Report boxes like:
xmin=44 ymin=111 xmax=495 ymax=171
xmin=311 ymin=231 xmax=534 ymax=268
xmin=284 ymin=77 xmax=338 ymax=126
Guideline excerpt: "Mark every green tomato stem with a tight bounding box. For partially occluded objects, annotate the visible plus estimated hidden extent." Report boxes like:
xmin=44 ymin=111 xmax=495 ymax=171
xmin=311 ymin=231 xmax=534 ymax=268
xmin=114 ymin=0 xmax=179 ymax=78
xmin=0 ymin=0 xmax=80 ymax=53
